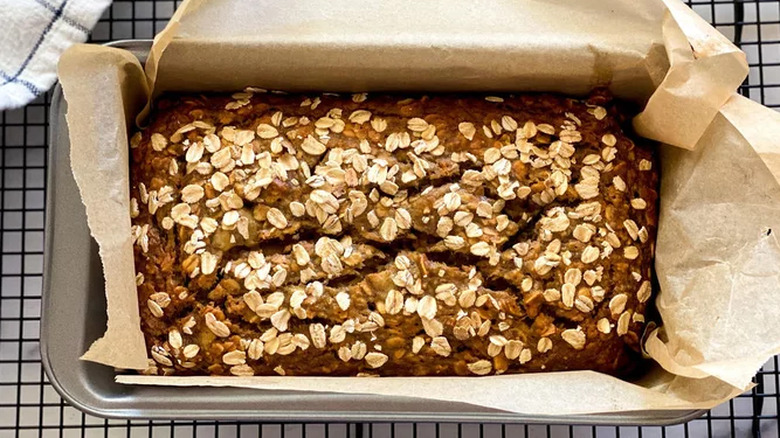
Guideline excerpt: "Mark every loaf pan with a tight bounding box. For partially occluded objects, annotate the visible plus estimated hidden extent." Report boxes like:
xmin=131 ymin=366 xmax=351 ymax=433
xmin=41 ymin=39 xmax=705 ymax=424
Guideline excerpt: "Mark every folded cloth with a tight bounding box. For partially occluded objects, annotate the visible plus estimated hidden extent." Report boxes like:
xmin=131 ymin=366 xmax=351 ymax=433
xmin=0 ymin=0 xmax=111 ymax=110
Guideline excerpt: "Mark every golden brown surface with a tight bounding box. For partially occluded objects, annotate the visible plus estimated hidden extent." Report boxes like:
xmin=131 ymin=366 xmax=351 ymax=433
xmin=130 ymin=89 xmax=658 ymax=377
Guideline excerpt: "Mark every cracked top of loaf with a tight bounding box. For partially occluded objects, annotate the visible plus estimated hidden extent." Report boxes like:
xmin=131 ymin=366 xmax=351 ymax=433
xmin=130 ymin=89 xmax=658 ymax=377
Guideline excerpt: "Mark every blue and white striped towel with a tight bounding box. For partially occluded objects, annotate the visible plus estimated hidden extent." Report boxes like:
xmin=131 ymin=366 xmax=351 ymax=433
xmin=0 ymin=0 xmax=111 ymax=110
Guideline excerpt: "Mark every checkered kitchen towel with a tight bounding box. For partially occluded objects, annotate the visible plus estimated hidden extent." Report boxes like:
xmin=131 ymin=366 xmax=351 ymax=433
xmin=0 ymin=0 xmax=111 ymax=110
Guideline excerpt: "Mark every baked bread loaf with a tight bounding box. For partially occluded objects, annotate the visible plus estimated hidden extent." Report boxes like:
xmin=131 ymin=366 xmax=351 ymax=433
xmin=130 ymin=89 xmax=658 ymax=377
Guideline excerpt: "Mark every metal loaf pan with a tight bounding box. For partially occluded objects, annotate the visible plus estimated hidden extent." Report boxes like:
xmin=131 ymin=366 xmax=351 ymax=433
xmin=41 ymin=39 xmax=705 ymax=424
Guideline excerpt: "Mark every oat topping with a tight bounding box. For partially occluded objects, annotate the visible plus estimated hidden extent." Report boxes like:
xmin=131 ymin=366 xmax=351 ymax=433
xmin=365 ymin=352 xmax=389 ymax=368
xmin=467 ymin=360 xmax=493 ymax=375
xmin=133 ymin=90 xmax=657 ymax=377
xmin=561 ymin=329 xmax=586 ymax=350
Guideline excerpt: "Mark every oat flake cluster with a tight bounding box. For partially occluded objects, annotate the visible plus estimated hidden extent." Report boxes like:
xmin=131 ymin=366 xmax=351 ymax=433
xmin=130 ymin=89 xmax=658 ymax=377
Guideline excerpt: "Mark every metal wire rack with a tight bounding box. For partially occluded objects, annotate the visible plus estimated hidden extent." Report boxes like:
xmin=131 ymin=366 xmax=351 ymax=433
xmin=1 ymin=0 xmax=779 ymax=437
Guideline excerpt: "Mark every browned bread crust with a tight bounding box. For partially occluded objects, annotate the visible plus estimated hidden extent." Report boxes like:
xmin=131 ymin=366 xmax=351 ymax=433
xmin=130 ymin=90 xmax=658 ymax=377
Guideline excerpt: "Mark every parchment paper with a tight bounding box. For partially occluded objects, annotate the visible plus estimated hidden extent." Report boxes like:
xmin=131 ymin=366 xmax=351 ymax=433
xmin=57 ymin=0 xmax=780 ymax=415
xmin=59 ymin=45 xmax=150 ymax=370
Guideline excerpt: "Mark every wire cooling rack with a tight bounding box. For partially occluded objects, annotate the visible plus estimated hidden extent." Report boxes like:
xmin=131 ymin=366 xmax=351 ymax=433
xmin=1 ymin=1 xmax=779 ymax=437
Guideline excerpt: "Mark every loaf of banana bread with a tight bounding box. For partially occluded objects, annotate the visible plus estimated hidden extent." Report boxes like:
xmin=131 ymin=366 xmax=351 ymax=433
xmin=130 ymin=89 xmax=658 ymax=377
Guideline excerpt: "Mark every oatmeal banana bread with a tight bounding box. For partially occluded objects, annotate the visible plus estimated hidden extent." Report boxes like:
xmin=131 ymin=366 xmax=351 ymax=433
xmin=130 ymin=89 xmax=658 ymax=377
